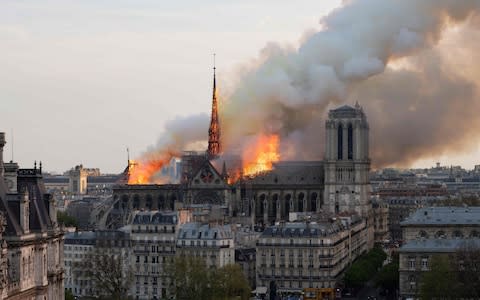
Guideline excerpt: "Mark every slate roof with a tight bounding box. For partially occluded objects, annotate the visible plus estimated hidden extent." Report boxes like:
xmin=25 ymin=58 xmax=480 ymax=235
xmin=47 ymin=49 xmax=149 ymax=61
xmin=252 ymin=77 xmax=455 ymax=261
xmin=399 ymin=238 xmax=480 ymax=253
xmin=261 ymin=221 xmax=348 ymax=238
xmin=131 ymin=211 xmax=178 ymax=225
xmin=401 ymin=207 xmax=480 ymax=226
xmin=65 ymin=231 xmax=97 ymax=245
xmin=177 ymin=222 xmax=233 ymax=240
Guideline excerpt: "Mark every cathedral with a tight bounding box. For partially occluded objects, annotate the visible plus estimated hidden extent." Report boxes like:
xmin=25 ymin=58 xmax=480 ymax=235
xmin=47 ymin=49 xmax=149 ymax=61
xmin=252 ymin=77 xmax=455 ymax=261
xmin=103 ymin=68 xmax=373 ymax=231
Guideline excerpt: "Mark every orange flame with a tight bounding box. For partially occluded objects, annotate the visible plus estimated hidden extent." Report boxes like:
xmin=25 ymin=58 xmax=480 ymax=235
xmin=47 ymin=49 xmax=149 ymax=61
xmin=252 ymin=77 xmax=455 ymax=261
xmin=128 ymin=152 xmax=176 ymax=184
xmin=242 ymin=134 xmax=280 ymax=176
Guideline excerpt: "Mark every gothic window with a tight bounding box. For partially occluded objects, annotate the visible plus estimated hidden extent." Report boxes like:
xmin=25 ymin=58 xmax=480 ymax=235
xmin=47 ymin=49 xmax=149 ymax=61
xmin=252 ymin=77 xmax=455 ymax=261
xmin=158 ymin=195 xmax=165 ymax=210
xmin=310 ymin=193 xmax=317 ymax=212
xmin=298 ymin=193 xmax=305 ymax=212
xmin=285 ymin=194 xmax=292 ymax=215
xmin=337 ymin=124 xmax=343 ymax=160
xmin=347 ymin=123 xmax=353 ymax=160
xmin=133 ymin=195 xmax=140 ymax=209
xmin=146 ymin=194 xmax=153 ymax=210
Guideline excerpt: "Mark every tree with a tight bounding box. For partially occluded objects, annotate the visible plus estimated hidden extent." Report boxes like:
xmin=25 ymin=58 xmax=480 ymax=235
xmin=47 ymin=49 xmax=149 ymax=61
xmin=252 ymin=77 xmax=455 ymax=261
xmin=57 ymin=211 xmax=78 ymax=227
xmin=419 ymin=254 xmax=457 ymax=300
xmin=211 ymin=264 xmax=251 ymax=300
xmin=65 ymin=289 xmax=75 ymax=300
xmin=344 ymin=247 xmax=387 ymax=290
xmin=166 ymin=256 xmax=251 ymax=300
xmin=167 ymin=255 xmax=213 ymax=300
xmin=82 ymin=249 xmax=133 ymax=300
xmin=375 ymin=257 xmax=399 ymax=294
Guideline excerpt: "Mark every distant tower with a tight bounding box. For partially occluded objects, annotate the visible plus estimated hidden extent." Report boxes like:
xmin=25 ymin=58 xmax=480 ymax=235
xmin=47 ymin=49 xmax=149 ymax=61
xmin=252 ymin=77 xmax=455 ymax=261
xmin=207 ymin=55 xmax=221 ymax=158
xmin=323 ymin=103 xmax=371 ymax=217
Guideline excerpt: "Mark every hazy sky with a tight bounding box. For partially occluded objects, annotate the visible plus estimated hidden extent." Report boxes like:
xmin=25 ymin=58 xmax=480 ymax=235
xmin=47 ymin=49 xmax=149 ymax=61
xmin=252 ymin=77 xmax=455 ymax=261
xmin=1 ymin=1 xmax=479 ymax=173
xmin=0 ymin=0 xmax=342 ymax=173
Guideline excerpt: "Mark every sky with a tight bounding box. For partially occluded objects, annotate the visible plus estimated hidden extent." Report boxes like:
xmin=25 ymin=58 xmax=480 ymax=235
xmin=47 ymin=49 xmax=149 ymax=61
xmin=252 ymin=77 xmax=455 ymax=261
xmin=1 ymin=0 xmax=479 ymax=174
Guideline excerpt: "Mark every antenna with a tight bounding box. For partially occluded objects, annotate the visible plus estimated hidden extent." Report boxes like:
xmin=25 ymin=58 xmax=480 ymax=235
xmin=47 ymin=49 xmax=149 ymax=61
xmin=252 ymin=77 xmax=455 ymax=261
xmin=10 ymin=128 xmax=13 ymax=162
xmin=213 ymin=53 xmax=216 ymax=72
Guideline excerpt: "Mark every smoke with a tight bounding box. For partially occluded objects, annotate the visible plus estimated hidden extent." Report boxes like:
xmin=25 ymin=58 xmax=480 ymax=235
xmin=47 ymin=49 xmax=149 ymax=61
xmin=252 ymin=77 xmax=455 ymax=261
xmin=220 ymin=0 xmax=480 ymax=168
xmin=138 ymin=0 xmax=480 ymax=173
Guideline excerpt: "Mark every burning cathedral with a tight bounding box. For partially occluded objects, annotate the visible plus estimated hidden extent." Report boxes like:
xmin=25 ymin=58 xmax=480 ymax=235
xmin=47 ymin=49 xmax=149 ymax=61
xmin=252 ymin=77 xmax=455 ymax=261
xmin=104 ymin=67 xmax=372 ymax=232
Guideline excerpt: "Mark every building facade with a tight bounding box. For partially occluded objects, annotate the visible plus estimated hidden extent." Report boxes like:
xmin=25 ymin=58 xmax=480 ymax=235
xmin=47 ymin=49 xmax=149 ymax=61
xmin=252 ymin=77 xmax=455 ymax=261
xmin=256 ymin=216 xmax=368 ymax=294
xmin=398 ymin=207 xmax=480 ymax=298
xmin=0 ymin=132 xmax=64 ymax=300
xmin=176 ymin=222 xmax=235 ymax=269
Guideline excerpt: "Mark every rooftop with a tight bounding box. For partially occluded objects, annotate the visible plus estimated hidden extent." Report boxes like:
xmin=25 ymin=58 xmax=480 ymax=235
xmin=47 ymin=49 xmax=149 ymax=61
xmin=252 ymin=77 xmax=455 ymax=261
xmin=399 ymin=238 xmax=480 ymax=253
xmin=177 ymin=222 xmax=233 ymax=240
xmin=401 ymin=207 xmax=480 ymax=226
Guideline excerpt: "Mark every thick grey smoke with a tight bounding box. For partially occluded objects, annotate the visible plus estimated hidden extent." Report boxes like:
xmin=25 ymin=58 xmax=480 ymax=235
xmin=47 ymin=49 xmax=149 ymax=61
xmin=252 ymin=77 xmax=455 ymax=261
xmin=142 ymin=0 xmax=480 ymax=171
xmin=220 ymin=0 xmax=480 ymax=167
xmin=139 ymin=113 xmax=208 ymax=162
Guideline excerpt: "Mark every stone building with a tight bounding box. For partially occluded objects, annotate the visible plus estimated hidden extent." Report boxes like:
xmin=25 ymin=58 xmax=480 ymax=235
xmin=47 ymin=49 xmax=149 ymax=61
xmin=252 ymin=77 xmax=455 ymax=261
xmin=64 ymin=231 xmax=96 ymax=297
xmin=0 ymin=132 xmax=64 ymax=299
xmin=68 ymin=165 xmax=88 ymax=195
xmin=123 ymin=211 xmax=179 ymax=300
xmin=398 ymin=207 xmax=480 ymax=298
xmin=371 ymin=198 xmax=389 ymax=243
xmin=176 ymin=222 xmax=235 ymax=268
xmin=255 ymin=215 xmax=368 ymax=294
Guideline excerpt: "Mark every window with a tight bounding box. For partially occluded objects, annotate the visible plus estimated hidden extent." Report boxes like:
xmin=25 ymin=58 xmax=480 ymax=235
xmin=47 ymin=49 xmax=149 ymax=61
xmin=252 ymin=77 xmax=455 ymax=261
xmin=337 ymin=124 xmax=343 ymax=160
xmin=347 ymin=124 xmax=353 ymax=160
xmin=421 ymin=257 xmax=428 ymax=270
xmin=408 ymin=257 xmax=416 ymax=270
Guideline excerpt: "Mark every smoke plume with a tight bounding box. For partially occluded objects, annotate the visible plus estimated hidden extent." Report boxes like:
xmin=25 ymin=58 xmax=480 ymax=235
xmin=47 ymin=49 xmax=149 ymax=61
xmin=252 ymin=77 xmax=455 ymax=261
xmin=138 ymin=0 xmax=480 ymax=172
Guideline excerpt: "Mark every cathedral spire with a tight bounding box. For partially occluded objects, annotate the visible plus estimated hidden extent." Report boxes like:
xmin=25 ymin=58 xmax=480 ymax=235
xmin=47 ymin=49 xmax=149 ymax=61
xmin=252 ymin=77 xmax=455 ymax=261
xmin=207 ymin=54 xmax=221 ymax=158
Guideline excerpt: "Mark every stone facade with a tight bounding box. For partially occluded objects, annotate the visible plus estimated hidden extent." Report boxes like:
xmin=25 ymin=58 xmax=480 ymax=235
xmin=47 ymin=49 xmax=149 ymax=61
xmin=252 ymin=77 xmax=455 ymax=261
xmin=256 ymin=216 xmax=368 ymax=294
xmin=0 ymin=132 xmax=64 ymax=300
xmin=398 ymin=207 xmax=480 ymax=298
xmin=176 ymin=222 xmax=235 ymax=269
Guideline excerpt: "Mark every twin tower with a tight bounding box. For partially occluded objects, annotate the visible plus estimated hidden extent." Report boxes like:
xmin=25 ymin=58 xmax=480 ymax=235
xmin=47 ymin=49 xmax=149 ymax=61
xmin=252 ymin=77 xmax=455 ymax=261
xmin=324 ymin=103 xmax=371 ymax=217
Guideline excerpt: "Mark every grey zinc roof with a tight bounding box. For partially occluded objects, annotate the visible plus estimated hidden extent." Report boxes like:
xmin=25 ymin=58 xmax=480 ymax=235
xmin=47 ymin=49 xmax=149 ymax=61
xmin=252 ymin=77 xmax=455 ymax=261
xmin=261 ymin=222 xmax=346 ymax=238
xmin=131 ymin=211 xmax=178 ymax=225
xmin=177 ymin=223 xmax=233 ymax=240
xmin=399 ymin=238 xmax=480 ymax=253
xmin=401 ymin=207 xmax=480 ymax=226
xmin=65 ymin=231 xmax=97 ymax=245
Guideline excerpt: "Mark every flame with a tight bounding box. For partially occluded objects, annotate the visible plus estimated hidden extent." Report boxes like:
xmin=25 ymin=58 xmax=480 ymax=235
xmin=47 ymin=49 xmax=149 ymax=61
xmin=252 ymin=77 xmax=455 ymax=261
xmin=242 ymin=134 xmax=280 ymax=176
xmin=128 ymin=152 xmax=176 ymax=184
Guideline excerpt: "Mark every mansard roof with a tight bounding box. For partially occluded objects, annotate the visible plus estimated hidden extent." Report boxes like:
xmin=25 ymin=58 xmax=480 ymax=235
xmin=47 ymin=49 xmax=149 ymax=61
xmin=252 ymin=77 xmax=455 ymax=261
xmin=399 ymin=238 xmax=480 ymax=253
xmin=131 ymin=211 xmax=178 ymax=225
xmin=401 ymin=206 xmax=480 ymax=226
xmin=177 ymin=222 xmax=233 ymax=240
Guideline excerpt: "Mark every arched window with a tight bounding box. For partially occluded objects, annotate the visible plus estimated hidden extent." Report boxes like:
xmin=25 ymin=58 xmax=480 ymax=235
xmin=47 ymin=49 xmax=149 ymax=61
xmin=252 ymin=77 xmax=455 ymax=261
xmin=259 ymin=194 xmax=266 ymax=215
xmin=133 ymin=194 xmax=140 ymax=209
xmin=337 ymin=124 xmax=343 ymax=160
xmin=347 ymin=123 xmax=353 ymax=160
xmin=418 ymin=230 xmax=428 ymax=239
xmin=146 ymin=194 xmax=153 ymax=210
xmin=452 ymin=230 xmax=464 ymax=239
xmin=158 ymin=194 xmax=165 ymax=210
xmin=285 ymin=194 xmax=292 ymax=215
xmin=435 ymin=230 xmax=446 ymax=239
xmin=298 ymin=193 xmax=305 ymax=212
xmin=470 ymin=230 xmax=479 ymax=238
xmin=310 ymin=193 xmax=318 ymax=212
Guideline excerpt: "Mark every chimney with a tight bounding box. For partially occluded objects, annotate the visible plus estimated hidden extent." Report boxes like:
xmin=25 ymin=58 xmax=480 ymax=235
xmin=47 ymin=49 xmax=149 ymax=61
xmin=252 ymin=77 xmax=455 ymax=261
xmin=0 ymin=132 xmax=5 ymax=179
xmin=20 ymin=188 xmax=30 ymax=234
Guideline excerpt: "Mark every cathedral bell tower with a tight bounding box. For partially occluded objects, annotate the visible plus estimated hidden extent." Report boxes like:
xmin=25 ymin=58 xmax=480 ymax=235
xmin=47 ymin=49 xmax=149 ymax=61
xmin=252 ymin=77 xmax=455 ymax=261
xmin=323 ymin=103 xmax=370 ymax=217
